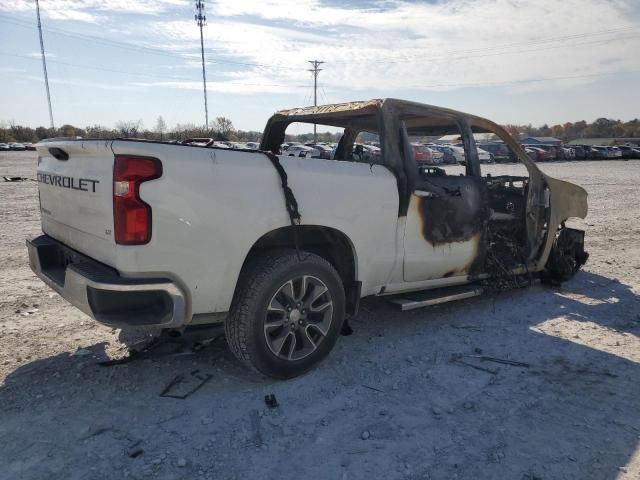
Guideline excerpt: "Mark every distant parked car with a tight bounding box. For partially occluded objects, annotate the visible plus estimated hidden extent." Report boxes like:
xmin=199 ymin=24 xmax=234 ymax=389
xmin=617 ymin=146 xmax=636 ymax=159
xmin=10 ymin=143 xmax=26 ymax=151
xmin=362 ymin=144 xmax=382 ymax=162
xmin=452 ymin=145 xmax=492 ymax=164
xmin=569 ymin=145 xmax=587 ymax=160
xmin=23 ymin=143 xmax=37 ymax=151
xmin=478 ymin=142 xmax=513 ymax=163
xmin=286 ymin=144 xmax=320 ymax=158
xmin=562 ymin=147 xmax=575 ymax=160
xmin=245 ymin=142 xmax=260 ymax=150
xmin=310 ymin=144 xmax=332 ymax=159
xmin=609 ymin=146 xmax=623 ymax=159
xmin=536 ymin=144 xmax=566 ymax=160
xmin=587 ymin=146 xmax=605 ymax=159
xmin=477 ymin=147 xmax=494 ymax=163
xmin=524 ymin=147 xmax=537 ymax=162
xmin=592 ymin=145 xmax=613 ymax=160
xmin=532 ymin=144 xmax=559 ymax=161
xmin=351 ymin=144 xmax=382 ymax=163
xmin=411 ymin=144 xmax=436 ymax=165
xmin=447 ymin=145 xmax=466 ymax=164
xmin=0 ymin=143 xmax=10 ymax=151
xmin=523 ymin=144 xmax=547 ymax=160
xmin=524 ymin=146 xmax=549 ymax=162
xmin=427 ymin=145 xmax=457 ymax=164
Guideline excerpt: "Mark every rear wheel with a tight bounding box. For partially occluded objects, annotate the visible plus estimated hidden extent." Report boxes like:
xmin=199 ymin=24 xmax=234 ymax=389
xmin=225 ymin=250 xmax=345 ymax=379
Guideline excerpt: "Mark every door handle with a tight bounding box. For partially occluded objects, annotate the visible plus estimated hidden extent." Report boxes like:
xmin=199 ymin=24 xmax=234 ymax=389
xmin=415 ymin=190 xmax=439 ymax=199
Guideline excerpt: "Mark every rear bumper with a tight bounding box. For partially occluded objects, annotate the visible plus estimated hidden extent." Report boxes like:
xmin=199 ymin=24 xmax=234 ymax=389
xmin=27 ymin=234 xmax=186 ymax=328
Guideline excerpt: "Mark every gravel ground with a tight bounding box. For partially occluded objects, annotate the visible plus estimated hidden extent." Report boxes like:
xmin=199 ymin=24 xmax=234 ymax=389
xmin=1 ymin=151 xmax=639 ymax=480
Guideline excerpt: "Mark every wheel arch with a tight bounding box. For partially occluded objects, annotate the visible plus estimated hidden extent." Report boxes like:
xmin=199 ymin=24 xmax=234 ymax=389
xmin=239 ymin=225 xmax=361 ymax=315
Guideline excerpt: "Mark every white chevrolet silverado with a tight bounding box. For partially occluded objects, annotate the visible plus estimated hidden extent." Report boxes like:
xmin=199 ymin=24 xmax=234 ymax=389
xmin=27 ymin=99 xmax=588 ymax=378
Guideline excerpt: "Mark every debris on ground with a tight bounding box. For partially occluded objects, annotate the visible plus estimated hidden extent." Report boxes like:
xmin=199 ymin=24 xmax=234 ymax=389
xmin=362 ymin=384 xmax=385 ymax=393
xmin=3 ymin=176 xmax=30 ymax=182
xmin=159 ymin=370 xmax=213 ymax=399
xmin=450 ymin=354 xmax=499 ymax=374
xmin=99 ymin=327 xmax=224 ymax=366
xmin=127 ymin=441 xmax=144 ymax=459
xmin=264 ymin=394 xmax=279 ymax=409
xmin=463 ymin=354 xmax=531 ymax=368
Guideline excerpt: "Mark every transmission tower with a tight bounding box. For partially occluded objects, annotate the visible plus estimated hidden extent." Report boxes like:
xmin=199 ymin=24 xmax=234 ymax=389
xmin=35 ymin=0 xmax=54 ymax=128
xmin=195 ymin=0 xmax=209 ymax=130
xmin=308 ymin=60 xmax=324 ymax=143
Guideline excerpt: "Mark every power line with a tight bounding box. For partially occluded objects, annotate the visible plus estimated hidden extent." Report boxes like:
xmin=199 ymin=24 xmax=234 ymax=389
xmin=406 ymin=68 xmax=640 ymax=90
xmin=330 ymin=26 xmax=639 ymax=65
xmin=425 ymin=33 xmax=640 ymax=64
xmin=308 ymin=60 xmax=324 ymax=142
xmin=34 ymin=0 xmax=54 ymax=128
xmin=3 ymin=50 xmax=638 ymax=92
xmin=195 ymin=0 xmax=209 ymax=129
xmin=0 ymin=51 xmax=311 ymax=87
xmin=320 ymin=85 xmax=329 ymax=104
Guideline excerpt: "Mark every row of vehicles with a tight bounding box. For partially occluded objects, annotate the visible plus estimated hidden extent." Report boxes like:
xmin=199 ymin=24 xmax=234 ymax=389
xmin=0 ymin=142 xmax=37 ymax=151
xmin=280 ymin=141 xmax=479 ymax=165
xmin=522 ymin=144 xmax=640 ymax=162
xmin=5 ymin=135 xmax=639 ymax=163
xmin=280 ymin=140 xmax=640 ymax=165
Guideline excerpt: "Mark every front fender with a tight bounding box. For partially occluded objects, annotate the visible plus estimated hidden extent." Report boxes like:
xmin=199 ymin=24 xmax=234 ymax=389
xmin=546 ymin=176 xmax=588 ymax=221
xmin=535 ymin=174 xmax=588 ymax=269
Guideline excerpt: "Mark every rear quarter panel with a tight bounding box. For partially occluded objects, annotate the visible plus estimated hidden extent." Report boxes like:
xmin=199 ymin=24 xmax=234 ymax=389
xmin=110 ymin=141 xmax=399 ymax=317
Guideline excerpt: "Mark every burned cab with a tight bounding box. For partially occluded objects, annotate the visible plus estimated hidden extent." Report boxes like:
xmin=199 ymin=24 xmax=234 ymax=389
xmin=261 ymin=99 xmax=589 ymax=298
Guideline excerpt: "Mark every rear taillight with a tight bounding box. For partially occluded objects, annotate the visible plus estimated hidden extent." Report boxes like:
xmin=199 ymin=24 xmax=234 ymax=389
xmin=113 ymin=155 xmax=162 ymax=245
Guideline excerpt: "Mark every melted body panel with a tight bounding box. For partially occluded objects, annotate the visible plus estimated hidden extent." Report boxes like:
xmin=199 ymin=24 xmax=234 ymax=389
xmin=404 ymin=175 xmax=487 ymax=281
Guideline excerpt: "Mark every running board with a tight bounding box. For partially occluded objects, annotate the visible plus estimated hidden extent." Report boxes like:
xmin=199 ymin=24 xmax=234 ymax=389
xmin=389 ymin=286 xmax=484 ymax=311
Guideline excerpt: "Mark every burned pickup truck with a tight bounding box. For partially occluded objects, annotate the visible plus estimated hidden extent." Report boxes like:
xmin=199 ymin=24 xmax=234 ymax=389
xmin=27 ymin=99 xmax=588 ymax=378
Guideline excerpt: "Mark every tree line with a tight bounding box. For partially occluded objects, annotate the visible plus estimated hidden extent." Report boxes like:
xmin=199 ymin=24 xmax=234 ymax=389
xmin=504 ymin=117 xmax=640 ymax=141
xmin=2 ymin=115 xmax=639 ymax=144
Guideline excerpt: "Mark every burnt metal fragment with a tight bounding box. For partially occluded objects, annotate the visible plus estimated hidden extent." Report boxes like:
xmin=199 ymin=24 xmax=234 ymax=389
xmin=264 ymin=394 xmax=279 ymax=408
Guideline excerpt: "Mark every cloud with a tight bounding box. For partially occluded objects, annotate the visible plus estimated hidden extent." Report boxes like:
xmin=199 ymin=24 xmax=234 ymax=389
xmin=4 ymin=0 xmax=639 ymax=98
xmin=142 ymin=0 xmax=640 ymax=96
xmin=0 ymin=0 xmax=184 ymax=21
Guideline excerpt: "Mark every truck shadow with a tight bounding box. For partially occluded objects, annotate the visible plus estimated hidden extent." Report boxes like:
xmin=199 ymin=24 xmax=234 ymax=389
xmin=1 ymin=270 xmax=638 ymax=479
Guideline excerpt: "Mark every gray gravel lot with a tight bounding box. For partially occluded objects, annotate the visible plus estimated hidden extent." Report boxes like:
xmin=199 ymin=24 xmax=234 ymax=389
xmin=1 ymin=151 xmax=639 ymax=480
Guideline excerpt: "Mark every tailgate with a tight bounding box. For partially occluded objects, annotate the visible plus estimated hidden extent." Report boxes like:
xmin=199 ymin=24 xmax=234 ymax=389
xmin=36 ymin=140 xmax=116 ymax=265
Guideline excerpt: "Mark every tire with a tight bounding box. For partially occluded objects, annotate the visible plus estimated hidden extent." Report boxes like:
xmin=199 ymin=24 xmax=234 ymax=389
xmin=543 ymin=228 xmax=589 ymax=283
xmin=225 ymin=250 xmax=346 ymax=379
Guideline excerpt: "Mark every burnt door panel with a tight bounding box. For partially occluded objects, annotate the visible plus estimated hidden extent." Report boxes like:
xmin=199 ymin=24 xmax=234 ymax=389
xmin=403 ymin=171 xmax=488 ymax=282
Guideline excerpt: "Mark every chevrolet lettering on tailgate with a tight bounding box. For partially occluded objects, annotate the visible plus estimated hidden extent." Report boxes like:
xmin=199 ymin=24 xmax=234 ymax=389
xmin=37 ymin=173 xmax=99 ymax=193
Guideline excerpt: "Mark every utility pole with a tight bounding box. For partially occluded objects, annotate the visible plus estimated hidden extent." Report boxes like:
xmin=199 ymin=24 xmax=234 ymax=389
xmin=195 ymin=0 xmax=209 ymax=130
xmin=35 ymin=0 xmax=54 ymax=129
xmin=308 ymin=60 xmax=324 ymax=143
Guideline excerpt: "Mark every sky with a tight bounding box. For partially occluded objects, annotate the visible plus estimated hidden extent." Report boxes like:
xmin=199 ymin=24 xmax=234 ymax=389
xmin=0 ymin=0 xmax=639 ymax=132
